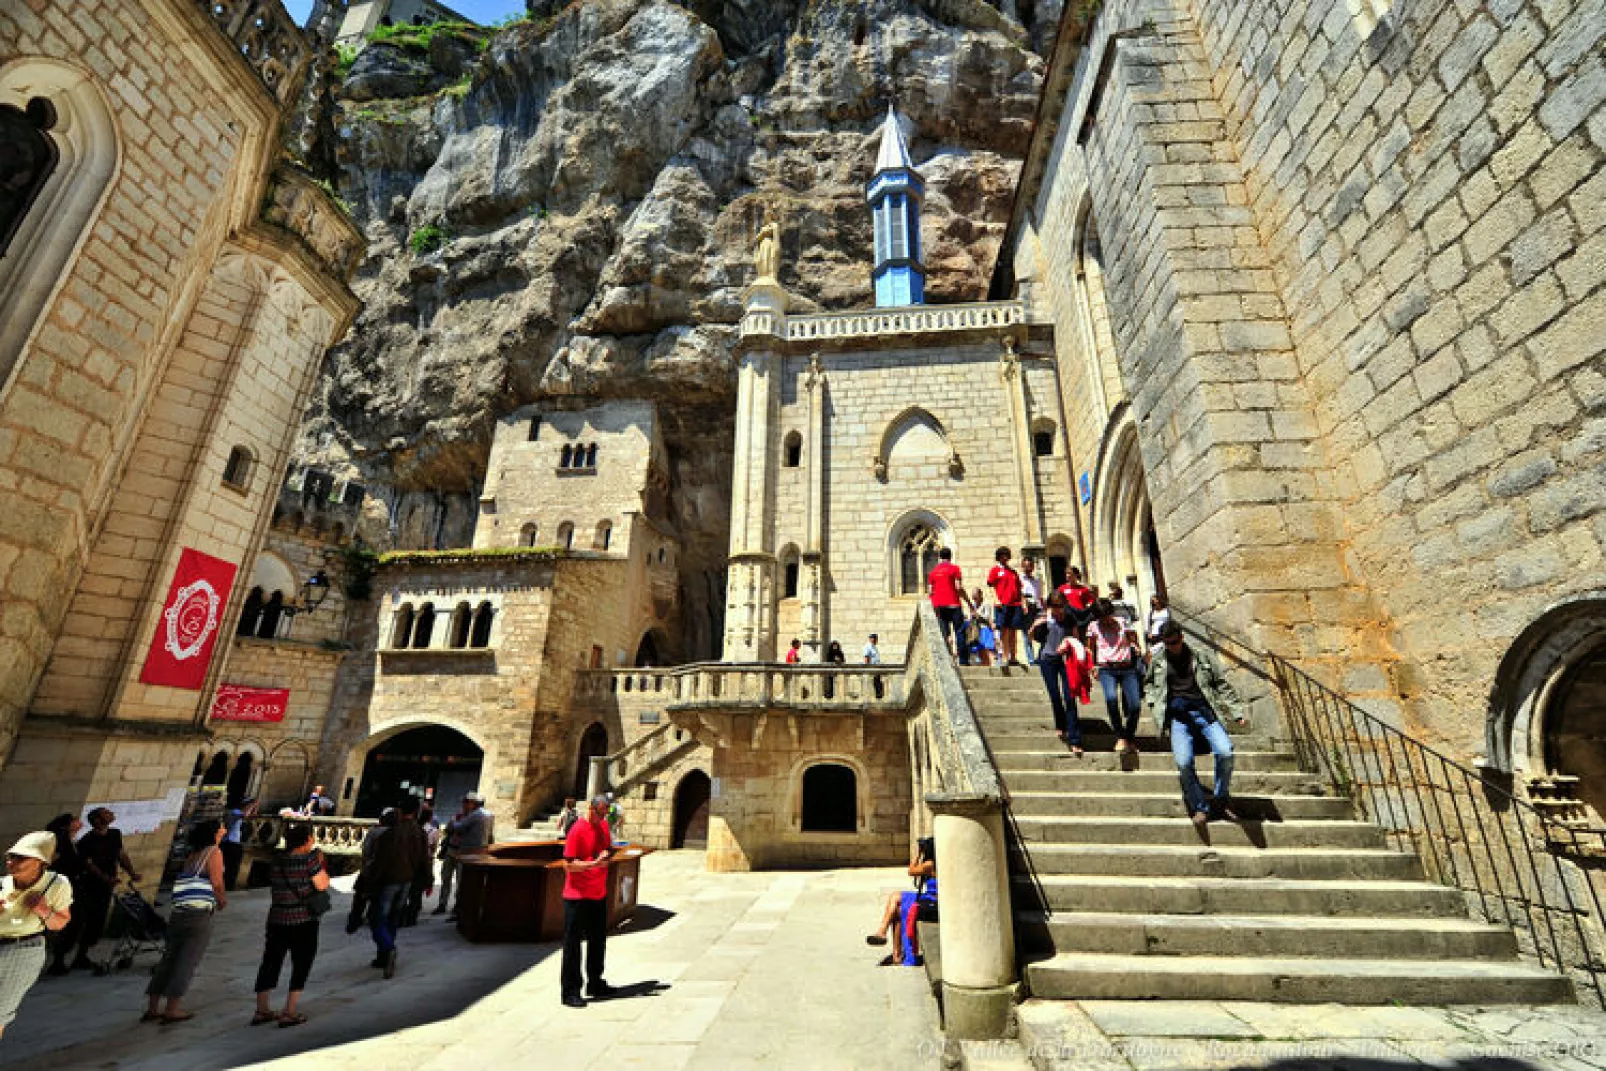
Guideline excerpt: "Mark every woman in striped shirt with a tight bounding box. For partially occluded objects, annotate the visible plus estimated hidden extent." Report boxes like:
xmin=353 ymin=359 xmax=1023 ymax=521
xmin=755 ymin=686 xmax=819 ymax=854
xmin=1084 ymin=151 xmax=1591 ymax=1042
xmin=251 ymin=823 xmax=329 ymax=1028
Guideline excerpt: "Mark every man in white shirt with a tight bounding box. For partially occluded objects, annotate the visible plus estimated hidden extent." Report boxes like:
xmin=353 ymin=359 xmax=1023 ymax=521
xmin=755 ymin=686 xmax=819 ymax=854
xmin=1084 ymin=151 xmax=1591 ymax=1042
xmin=862 ymin=634 xmax=882 ymax=665
xmin=1020 ymin=558 xmax=1045 ymax=662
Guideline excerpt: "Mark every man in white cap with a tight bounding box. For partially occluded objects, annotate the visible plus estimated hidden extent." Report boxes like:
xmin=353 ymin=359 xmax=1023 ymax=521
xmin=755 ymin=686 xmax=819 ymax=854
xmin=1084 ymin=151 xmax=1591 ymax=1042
xmin=435 ymin=791 xmax=493 ymax=918
xmin=0 ymin=832 xmax=73 ymax=1038
xmin=559 ymin=794 xmax=614 ymax=1008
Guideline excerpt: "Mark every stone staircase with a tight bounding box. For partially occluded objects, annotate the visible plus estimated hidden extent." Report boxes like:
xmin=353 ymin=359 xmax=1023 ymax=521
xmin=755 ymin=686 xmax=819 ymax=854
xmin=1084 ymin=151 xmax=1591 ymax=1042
xmin=960 ymin=665 xmax=1572 ymax=1006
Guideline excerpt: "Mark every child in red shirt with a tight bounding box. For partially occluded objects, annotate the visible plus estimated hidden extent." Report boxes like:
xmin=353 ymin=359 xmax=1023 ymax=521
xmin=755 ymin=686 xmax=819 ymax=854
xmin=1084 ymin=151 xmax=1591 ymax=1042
xmin=785 ymin=638 xmax=802 ymax=664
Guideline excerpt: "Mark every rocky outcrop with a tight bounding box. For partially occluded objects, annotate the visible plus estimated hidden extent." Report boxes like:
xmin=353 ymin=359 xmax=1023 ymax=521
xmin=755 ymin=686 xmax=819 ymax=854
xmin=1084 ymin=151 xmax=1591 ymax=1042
xmin=299 ymin=0 xmax=1055 ymax=634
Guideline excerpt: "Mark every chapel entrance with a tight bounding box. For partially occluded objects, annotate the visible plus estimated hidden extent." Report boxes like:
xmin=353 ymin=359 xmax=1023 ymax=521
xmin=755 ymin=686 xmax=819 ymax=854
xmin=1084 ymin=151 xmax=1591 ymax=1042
xmin=356 ymin=725 xmax=483 ymax=818
xmin=1544 ymin=644 xmax=1606 ymax=820
xmin=672 ymin=770 xmax=711 ymax=849
xmin=1094 ymin=419 xmax=1167 ymax=613
xmin=574 ymin=722 xmax=609 ymax=799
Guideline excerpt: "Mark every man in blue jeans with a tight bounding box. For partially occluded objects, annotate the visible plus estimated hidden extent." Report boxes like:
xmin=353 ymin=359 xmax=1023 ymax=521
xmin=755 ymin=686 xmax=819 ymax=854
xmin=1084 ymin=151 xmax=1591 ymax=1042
xmin=926 ymin=548 xmax=974 ymax=664
xmin=1143 ymin=620 xmax=1247 ymax=826
xmin=361 ymin=797 xmax=431 ymax=978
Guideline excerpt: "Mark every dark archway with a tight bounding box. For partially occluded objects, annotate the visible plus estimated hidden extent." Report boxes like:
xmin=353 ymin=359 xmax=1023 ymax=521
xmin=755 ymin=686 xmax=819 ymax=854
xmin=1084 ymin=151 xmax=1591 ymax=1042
xmin=801 ymin=763 xmax=857 ymax=832
xmin=202 ymin=750 xmax=229 ymax=787
xmin=226 ymin=752 xmax=254 ymax=807
xmin=671 ymin=770 xmax=711 ymax=849
xmin=1545 ymin=644 xmax=1606 ymax=819
xmin=574 ymin=722 xmax=609 ymax=799
xmin=634 ymin=631 xmax=660 ymax=667
xmin=356 ymin=725 xmax=483 ymax=819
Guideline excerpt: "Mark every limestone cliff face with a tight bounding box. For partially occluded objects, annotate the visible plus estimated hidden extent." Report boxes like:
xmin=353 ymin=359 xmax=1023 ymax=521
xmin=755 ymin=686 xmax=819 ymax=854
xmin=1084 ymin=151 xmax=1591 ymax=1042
xmin=300 ymin=0 xmax=1052 ymax=651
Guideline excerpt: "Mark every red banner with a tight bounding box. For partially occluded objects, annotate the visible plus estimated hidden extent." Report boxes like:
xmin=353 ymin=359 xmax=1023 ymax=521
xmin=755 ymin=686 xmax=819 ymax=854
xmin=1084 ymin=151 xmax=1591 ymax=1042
xmin=139 ymin=548 xmax=237 ymax=690
xmin=210 ymin=683 xmax=290 ymax=723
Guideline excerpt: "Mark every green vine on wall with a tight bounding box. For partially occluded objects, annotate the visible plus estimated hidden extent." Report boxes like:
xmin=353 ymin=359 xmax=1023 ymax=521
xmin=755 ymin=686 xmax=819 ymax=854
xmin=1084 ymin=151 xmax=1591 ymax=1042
xmin=341 ymin=543 xmax=380 ymax=600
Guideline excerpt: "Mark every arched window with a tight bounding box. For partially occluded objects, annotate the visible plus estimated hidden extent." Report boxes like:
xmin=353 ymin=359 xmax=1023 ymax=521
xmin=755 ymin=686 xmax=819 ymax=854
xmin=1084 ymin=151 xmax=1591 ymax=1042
xmin=390 ymin=604 xmax=414 ymax=648
xmin=0 ymin=97 xmax=58 ymax=258
xmin=595 ymin=520 xmax=612 ymax=551
xmin=470 ymin=602 xmax=494 ymax=648
xmin=226 ymin=752 xmax=254 ymax=808
xmin=1032 ymin=419 xmax=1056 ymax=458
xmin=256 ymin=591 xmax=285 ymax=639
xmin=413 ymin=603 xmax=436 ymax=648
xmin=783 ymin=431 xmax=803 ymax=468
xmin=779 ymin=545 xmax=800 ymax=599
xmin=0 ymin=62 xmax=119 ymax=386
xmin=222 ymin=445 xmax=255 ymax=491
xmin=898 ymin=524 xmax=943 ymax=596
xmin=202 ymin=750 xmax=229 ymax=787
xmin=585 ymin=443 xmax=597 ymax=467
xmin=801 ymin=763 xmax=857 ymax=832
xmin=448 ymin=602 xmax=472 ymax=648
xmin=521 ymin=522 xmax=539 ymax=547
xmin=557 ymin=522 xmax=574 ymax=550
xmin=237 ymin=587 xmax=264 ymax=637
xmin=560 ymin=444 xmax=573 ymax=467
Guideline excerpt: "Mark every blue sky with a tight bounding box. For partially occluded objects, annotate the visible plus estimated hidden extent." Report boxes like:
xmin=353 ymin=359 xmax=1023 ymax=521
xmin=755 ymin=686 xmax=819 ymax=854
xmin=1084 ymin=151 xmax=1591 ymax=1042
xmin=283 ymin=0 xmax=529 ymax=28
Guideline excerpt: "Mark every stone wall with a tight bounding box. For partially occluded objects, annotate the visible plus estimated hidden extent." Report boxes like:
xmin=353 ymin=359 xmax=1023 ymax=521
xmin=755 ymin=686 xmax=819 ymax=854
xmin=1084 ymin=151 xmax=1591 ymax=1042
xmin=1018 ymin=0 xmax=1604 ymax=758
xmin=701 ymin=711 xmax=911 ymax=871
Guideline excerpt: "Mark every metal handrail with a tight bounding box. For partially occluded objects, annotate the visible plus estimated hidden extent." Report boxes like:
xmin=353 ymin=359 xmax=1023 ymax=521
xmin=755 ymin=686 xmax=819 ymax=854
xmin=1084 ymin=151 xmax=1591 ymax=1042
xmin=1173 ymin=605 xmax=1606 ymax=1007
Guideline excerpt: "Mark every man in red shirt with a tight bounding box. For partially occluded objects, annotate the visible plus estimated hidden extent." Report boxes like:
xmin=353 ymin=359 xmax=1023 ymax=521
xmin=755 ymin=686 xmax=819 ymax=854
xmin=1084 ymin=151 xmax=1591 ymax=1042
xmin=1056 ymin=565 xmax=1097 ymax=639
xmin=560 ymin=795 xmax=614 ymax=1008
xmin=785 ymin=638 xmax=802 ymax=664
xmin=926 ymin=548 xmax=974 ymax=665
xmin=987 ymin=546 xmax=1026 ymax=666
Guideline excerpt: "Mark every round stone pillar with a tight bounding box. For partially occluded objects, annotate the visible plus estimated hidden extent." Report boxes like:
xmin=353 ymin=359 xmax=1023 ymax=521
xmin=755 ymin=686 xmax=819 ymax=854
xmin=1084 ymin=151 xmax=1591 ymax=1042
xmin=931 ymin=796 xmax=1017 ymax=1038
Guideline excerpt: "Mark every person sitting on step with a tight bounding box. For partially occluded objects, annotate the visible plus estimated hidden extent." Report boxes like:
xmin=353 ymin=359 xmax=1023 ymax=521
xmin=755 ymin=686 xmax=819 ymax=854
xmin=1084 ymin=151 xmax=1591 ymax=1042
xmin=865 ymin=837 xmax=937 ymax=965
xmin=1144 ymin=620 xmax=1248 ymax=826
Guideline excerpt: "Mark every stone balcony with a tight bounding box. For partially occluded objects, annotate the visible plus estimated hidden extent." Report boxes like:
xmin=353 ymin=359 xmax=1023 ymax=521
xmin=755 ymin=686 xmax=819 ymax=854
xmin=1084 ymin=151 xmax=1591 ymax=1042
xmin=261 ymin=164 xmax=366 ymax=282
xmin=740 ymin=296 xmax=1049 ymax=354
xmin=575 ymin=663 xmax=906 ymax=714
xmin=198 ymin=0 xmax=313 ymax=112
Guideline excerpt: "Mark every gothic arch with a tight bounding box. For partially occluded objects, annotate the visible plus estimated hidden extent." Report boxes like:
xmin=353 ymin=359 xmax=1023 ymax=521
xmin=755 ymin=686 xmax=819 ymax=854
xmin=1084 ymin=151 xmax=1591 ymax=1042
xmin=886 ymin=509 xmax=951 ymax=598
xmin=1071 ymin=197 xmax=1122 ymax=420
xmin=0 ymin=58 xmax=121 ymax=395
xmin=1090 ymin=406 xmax=1164 ymax=612
xmin=875 ymin=407 xmax=957 ymax=482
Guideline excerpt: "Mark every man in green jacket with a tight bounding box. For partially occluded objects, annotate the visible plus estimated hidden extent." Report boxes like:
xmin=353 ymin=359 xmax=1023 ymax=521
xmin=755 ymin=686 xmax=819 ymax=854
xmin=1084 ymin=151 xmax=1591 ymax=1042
xmin=1144 ymin=621 xmax=1248 ymax=826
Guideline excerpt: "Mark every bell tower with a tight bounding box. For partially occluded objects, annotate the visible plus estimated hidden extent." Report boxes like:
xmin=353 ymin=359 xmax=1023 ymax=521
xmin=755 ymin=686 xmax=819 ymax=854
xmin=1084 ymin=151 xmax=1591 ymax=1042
xmin=867 ymin=107 xmax=925 ymax=307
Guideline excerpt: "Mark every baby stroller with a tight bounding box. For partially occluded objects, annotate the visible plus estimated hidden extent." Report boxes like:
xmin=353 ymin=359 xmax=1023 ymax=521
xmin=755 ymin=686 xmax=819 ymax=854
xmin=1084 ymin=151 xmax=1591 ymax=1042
xmin=96 ymin=881 xmax=167 ymax=975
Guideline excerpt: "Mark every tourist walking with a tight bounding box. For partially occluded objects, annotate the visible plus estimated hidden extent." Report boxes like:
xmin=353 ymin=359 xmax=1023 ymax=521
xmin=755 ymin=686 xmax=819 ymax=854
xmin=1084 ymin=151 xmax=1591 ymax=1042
xmin=987 ymin=546 xmax=1026 ymax=666
xmin=71 ymin=808 xmax=140 ymax=970
xmin=0 ymin=831 xmax=73 ymax=1039
xmin=361 ymin=798 xmax=429 ymax=978
xmin=1019 ymin=557 xmax=1044 ymax=662
xmin=1056 ymin=566 xmax=1097 ymax=640
xmin=1145 ymin=621 xmax=1247 ymax=826
xmin=435 ymin=792 xmax=492 ymax=916
xmin=1034 ymin=595 xmax=1084 ymax=754
xmin=1145 ymin=594 xmax=1171 ymax=649
xmin=43 ymin=813 xmax=82 ymax=976
xmin=557 ymin=798 xmax=581 ymax=839
xmin=927 ymin=549 xmax=973 ymax=664
xmin=1106 ymin=582 xmax=1138 ymax=627
xmin=862 ymin=634 xmax=882 ymax=665
xmin=1089 ymin=599 xmax=1144 ymax=751
xmin=220 ymin=799 xmax=256 ymax=891
xmin=404 ymin=806 xmax=439 ymax=926
xmin=559 ymin=795 xmax=615 ymax=1008
xmin=785 ymin=638 xmax=803 ymax=664
xmin=144 ymin=819 xmax=227 ymax=1024
xmin=252 ymin=822 xmax=329 ymax=1027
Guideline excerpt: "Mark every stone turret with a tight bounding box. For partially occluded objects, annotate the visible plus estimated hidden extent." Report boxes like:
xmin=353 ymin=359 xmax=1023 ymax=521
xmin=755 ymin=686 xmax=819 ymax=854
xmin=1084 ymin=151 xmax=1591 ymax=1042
xmin=866 ymin=107 xmax=925 ymax=308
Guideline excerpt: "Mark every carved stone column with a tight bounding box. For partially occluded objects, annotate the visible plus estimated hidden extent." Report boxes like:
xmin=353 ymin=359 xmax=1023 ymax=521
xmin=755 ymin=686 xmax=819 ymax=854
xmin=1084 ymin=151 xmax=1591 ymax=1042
xmin=801 ymin=354 xmax=826 ymax=651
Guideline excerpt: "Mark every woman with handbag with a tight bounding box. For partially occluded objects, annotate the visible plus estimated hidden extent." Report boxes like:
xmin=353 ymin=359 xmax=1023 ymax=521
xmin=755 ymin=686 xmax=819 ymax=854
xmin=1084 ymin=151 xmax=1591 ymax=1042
xmin=252 ymin=823 xmax=330 ymax=1028
xmin=1089 ymin=599 xmax=1144 ymax=751
xmin=143 ymin=819 xmax=227 ymax=1024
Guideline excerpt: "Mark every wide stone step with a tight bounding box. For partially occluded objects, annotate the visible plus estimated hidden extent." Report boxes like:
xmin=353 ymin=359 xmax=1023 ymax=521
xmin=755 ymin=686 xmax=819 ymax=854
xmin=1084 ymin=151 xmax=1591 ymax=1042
xmin=1010 ymin=816 xmax=1386 ymax=849
xmin=980 ymin=729 xmax=1275 ymax=751
xmin=992 ymin=749 xmax=1299 ymax=773
xmin=1007 ymin=791 xmax=1351 ymax=820
xmin=1014 ymin=875 xmax=1466 ymax=917
xmin=1023 ymin=952 xmax=1572 ymax=1004
xmin=1014 ymin=910 xmax=1518 ymax=959
xmin=1002 ymin=769 xmax=1324 ymax=796
xmin=1008 ymin=843 xmax=1421 ymax=880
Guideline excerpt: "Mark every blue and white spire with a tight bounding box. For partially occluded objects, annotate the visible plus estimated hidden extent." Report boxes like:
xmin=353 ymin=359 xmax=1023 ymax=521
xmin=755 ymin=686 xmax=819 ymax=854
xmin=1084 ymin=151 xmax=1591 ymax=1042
xmin=867 ymin=106 xmax=925 ymax=307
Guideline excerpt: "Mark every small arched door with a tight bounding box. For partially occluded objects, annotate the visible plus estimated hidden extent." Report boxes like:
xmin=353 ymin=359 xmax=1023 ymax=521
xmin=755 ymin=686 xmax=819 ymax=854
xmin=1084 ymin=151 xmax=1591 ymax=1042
xmin=672 ymin=770 xmax=711 ymax=849
xmin=574 ymin=723 xmax=609 ymax=799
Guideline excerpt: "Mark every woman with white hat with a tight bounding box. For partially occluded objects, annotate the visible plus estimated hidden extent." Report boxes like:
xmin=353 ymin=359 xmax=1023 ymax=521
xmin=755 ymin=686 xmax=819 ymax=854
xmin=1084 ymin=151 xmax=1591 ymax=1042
xmin=0 ymin=831 xmax=73 ymax=1038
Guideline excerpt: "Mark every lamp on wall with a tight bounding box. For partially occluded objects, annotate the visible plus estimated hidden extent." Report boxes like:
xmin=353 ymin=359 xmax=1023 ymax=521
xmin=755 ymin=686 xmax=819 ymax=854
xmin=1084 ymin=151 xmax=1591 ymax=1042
xmin=285 ymin=570 xmax=330 ymax=617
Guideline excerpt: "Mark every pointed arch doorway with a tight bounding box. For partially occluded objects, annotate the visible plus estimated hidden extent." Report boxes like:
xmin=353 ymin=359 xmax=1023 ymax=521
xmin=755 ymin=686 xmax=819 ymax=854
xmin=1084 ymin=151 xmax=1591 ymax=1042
xmin=1093 ymin=414 xmax=1167 ymax=614
xmin=672 ymin=770 xmax=711 ymax=849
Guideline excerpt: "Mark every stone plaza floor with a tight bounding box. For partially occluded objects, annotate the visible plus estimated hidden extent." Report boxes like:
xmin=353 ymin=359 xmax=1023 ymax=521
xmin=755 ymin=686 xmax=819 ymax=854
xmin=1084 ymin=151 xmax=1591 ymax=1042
xmin=7 ymin=849 xmax=1606 ymax=1070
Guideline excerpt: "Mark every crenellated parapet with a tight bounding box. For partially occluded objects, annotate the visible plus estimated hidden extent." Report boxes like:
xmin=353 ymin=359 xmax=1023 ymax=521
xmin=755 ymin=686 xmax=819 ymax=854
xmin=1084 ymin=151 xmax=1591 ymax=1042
xmin=197 ymin=0 xmax=313 ymax=111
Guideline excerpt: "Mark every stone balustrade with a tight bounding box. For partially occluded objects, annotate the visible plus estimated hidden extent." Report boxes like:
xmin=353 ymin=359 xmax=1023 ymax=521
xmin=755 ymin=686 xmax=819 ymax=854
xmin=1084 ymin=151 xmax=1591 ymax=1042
xmin=240 ymin=813 xmax=375 ymax=854
xmin=261 ymin=165 xmax=366 ymax=281
xmin=198 ymin=0 xmax=312 ymax=111
xmin=783 ymin=300 xmax=1025 ymax=344
xmin=575 ymin=663 xmax=906 ymax=711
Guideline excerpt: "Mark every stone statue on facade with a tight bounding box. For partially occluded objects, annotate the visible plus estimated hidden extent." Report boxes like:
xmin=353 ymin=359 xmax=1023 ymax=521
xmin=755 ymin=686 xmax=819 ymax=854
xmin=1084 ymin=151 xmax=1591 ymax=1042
xmin=754 ymin=204 xmax=781 ymax=282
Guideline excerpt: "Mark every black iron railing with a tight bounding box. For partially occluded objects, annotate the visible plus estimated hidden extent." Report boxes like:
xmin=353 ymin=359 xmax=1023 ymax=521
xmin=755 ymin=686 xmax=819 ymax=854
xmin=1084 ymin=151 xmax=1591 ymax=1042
xmin=1175 ymin=607 xmax=1606 ymax=1008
